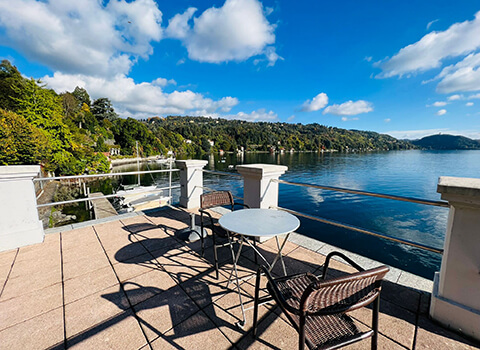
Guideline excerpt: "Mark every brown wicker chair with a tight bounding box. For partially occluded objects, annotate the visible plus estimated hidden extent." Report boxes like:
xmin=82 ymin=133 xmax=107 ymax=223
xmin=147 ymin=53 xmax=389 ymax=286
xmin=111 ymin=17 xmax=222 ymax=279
xmin=253 ymin=251 xmax=389 ymax=350
xmin=199 ymin=191 xmax=249 ymax=279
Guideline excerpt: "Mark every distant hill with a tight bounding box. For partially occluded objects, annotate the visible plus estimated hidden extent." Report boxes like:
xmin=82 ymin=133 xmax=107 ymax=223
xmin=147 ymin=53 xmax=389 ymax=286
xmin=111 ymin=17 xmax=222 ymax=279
xmin=411 ymin=134 xmax=480 ymax=150
xmin=147 ymin=116 xmax=415 ymax=152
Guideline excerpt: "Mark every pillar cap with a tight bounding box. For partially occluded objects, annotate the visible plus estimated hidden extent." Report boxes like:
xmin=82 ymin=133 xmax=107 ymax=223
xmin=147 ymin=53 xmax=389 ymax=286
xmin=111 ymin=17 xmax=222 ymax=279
xmin=0 ymin=165 xmax=41 ymax=181
xmin=237 ymin=164 xmax=288 ymax=179
xmin=175 ymin=160 xmax=208 ymax=169
xmin=437 ymin=176 xmax=480 ymax=206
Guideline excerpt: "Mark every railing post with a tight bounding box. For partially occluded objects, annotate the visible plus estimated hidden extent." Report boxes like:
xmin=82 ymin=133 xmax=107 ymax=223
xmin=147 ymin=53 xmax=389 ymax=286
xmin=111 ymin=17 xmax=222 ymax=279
xmin=430 ymin=176 xmax=480 ymax=341
xmin=176 ymin=160 xmax=208 ymax=209
xmin=236 ymin=164 xmax=288 ymax=209
xmin=0 ymin=165 xmax=44 ymax=252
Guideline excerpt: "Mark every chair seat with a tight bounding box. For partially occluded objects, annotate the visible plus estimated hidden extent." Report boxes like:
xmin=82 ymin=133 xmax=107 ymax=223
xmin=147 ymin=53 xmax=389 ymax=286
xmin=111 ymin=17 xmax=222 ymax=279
xmin=268 ymin=273 xmax=373 ymax=350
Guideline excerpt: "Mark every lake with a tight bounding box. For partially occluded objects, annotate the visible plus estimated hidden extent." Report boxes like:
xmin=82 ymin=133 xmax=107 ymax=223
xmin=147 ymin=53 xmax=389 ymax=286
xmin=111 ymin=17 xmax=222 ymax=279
xmin=114 ymin=150 xmax=480 ymax=279
xmin=199 ymin=150 xmax=480 ymax=279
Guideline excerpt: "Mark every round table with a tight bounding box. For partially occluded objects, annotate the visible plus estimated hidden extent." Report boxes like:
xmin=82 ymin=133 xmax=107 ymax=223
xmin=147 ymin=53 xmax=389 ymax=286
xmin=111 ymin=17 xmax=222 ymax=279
xmin=219 ymin=208 xmax=300 ymax=237
xmin=218 ymin=208 xmax=300 ymax=328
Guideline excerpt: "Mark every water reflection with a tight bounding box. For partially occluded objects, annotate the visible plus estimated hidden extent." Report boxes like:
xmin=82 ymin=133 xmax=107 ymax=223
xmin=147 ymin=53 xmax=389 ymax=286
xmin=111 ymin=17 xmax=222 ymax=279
xmin=201 ymin=150 xmax=480 ymax=279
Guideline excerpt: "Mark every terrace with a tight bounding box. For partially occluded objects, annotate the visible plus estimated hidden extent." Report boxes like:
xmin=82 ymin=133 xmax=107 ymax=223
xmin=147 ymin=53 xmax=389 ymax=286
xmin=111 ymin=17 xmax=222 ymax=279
xmin=1 ymin=162 xmax=480 ymax=349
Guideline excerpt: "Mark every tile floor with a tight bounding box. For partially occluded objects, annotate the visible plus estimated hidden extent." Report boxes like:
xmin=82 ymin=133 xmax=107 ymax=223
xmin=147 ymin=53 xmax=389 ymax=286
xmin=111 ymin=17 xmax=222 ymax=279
xmin=0 ymin=206 xmax=479 ymax=350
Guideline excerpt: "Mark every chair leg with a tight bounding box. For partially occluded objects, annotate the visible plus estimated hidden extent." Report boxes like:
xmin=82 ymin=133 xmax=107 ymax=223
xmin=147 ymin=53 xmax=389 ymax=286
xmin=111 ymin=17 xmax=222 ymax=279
xmin=200 ymin=222 xmax=205 ymax=257
xmin=212 ymin=233 xmax=219 ymax=279
xmin=253 ymin=239 xmax=258 ymax=265
xmin=372 ymin=295 xmax=380 ymax=350
xmin=299 ymin=314 xmax=306 ymax=350
xmin=253 ymin=269 xmax=261 ymax=338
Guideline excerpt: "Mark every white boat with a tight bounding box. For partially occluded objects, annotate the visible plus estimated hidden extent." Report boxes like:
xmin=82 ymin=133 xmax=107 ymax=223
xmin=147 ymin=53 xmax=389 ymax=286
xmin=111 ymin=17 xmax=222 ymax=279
xmin=115 ymin=185 xmax=170 ymax=212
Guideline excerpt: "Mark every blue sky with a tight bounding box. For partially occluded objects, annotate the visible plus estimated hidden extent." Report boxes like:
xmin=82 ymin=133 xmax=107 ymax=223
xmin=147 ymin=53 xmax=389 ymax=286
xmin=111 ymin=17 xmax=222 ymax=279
xmin=1 ymin=0 xmax=480 ymax=139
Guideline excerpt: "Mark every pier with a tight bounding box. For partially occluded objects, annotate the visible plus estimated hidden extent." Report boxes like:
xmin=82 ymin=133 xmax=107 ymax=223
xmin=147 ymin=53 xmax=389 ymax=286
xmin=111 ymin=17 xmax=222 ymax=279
xmin=88 ymin=192 xmax=118 ymax=219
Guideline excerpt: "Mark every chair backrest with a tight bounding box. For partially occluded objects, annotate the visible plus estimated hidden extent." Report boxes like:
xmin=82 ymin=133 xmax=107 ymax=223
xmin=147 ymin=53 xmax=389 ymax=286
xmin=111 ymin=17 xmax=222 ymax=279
xmin=303 ymin=265 xmax=389 ymax=316
xmin=200 ymin=191 xmax=234 ymax=210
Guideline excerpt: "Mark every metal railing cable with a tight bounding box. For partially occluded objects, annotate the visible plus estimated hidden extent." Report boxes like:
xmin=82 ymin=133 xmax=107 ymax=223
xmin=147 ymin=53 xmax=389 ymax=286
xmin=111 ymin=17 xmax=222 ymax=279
xmin=201 ymin=169 xmax=242 ymax=178
xmin=271 ymin=206 xmax=443 ymax=254
xmin=196 ymin=185 xmax=244 ymax=201
xmin=272 ymin=179 xmax=449 ymax=208
xmin=36 ymin=185 xmax=181 ymax=208
xmin=33 ymin=168 xmax=179 ymax=182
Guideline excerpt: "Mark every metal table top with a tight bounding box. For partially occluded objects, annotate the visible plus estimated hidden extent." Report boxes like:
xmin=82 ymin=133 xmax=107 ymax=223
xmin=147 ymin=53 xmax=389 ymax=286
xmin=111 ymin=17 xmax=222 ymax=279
xmin=218 ymin=208 xmax=300 ymax=237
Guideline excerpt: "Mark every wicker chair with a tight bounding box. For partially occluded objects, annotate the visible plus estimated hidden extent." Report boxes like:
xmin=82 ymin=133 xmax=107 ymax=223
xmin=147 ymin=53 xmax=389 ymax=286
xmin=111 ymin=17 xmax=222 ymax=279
xmin=199 ymin=191 xmax=249 ymax=279
xmin=253 ymin=251 xmax=389 ymax=350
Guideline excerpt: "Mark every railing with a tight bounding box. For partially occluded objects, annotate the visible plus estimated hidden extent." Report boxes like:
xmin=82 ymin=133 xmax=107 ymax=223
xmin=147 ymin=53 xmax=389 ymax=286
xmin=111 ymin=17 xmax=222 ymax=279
xmin=271 ymin=179 xmax=447 ymax=254
xmin=201 ymin=169 xmax=244 ymax=201
xmin=34 ymin=168 xmax=180 ymax=209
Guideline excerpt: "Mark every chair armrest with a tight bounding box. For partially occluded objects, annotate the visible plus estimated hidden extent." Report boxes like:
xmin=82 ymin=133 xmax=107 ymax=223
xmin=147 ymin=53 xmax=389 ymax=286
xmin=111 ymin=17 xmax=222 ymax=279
xmin=199 ymin=208 xmax=215 ymax=229
xmin=320 ymin=251 xmax=364 ymax=279
xmin=233 ymin=202 xmax=250 ymax=209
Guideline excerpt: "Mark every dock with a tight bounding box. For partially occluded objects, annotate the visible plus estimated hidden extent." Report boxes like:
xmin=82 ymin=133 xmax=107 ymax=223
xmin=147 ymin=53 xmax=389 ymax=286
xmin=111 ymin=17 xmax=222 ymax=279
xmin=88 ymin=192 xmax=118 ymax=219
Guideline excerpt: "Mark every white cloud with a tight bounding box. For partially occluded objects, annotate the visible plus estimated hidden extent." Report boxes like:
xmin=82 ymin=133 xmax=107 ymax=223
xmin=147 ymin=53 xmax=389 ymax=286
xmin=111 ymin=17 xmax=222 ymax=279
xmin=436 ymin=109 xmax=447 ymax=116
xmin=469 ymin=93 xmax=480 ymax=99
xmin=340 ymin=117 xmax=359 ymax=122
xmin=384 ymin=118 xmax=391 ymax=123
xmin=43 ymin=72 xmax=238 ymax=118
xmin=364 ymin=56 xmax=373 ymax=62
xmin=223 ymin=109 xmax=278 ymax=122
xmin=435 ymin=53 xmax=480 ymax=93
xmin=466 ymin=102 xmax=474 ymax=107
xmin=429 ymin=101 xmax=447 ymax=107
xmin=0 ymin=0 xmax=163 ymax=77
xmin=386 ymin=129 xmax=480 ymax=140
xmin=165 ymin=7 xmax=197 ymax=39
xmin=447 ymin=94 xmax=463 ymax=101
xmin=426 ymin=19 xmax=439 ymax=30
xmin=166 ymin=0 xmax=277 ymax=65
xmin=301 ymin=93 xmax=328 ymax=112
xmin=323 ymin=100 xmax=374 ymax=116
xmin=287 ymin=115 xmax=295 ymax=122
xmin=377 ymin=11 xmax=480 ymax=78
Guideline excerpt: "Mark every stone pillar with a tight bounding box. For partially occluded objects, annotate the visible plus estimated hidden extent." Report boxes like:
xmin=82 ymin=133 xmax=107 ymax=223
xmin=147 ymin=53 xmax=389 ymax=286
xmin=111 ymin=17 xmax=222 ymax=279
xmin=176 ymin=160 xmax=208 ymax=209
xmin=0 ymin=165 xmax=44 ymax=252
xmin=236 ymin=164 xmax=288 ymax=209
xmin=430 ymin=176 xmax=480 ymax=341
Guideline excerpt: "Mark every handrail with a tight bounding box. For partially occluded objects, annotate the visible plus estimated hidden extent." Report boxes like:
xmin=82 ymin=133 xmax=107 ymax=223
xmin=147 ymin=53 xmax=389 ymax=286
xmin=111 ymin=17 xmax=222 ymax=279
xmin=33 ymin=169 xmax=179 ymax=182
xmin=202 ymin=169 xmax=242 ymax=178
xmin=36 ymin=185 xmax=181 ymax=208
xmin=272 ymin=206 xmax=444 ymax=254
xmin=273 ymin=179 xmax=449 ymax=208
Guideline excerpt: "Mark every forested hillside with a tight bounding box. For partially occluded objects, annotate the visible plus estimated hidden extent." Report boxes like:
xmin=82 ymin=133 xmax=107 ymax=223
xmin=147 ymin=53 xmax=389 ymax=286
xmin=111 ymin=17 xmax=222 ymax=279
xmin=0 ymin=60 xmax=187 ymax=175
xmin=411 ymin=134 xmax=480 ymax=150
xmin=147 ymin=116 xmax=414 ymax=153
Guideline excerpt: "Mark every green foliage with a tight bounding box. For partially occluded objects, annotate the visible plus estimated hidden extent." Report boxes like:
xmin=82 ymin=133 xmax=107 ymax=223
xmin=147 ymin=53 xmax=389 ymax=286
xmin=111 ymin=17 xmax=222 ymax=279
xmin=149 ymin=116 xmax=414 ymax=152
xmin=112 ymin=117 xmax=167 ymax=156
xmin=72 ymin=86 xmax=91 ymax=107
xmin=411 ymin=134 xmax=480 ymax=150
xmin=0 ymin=109 xmax=48 ymax=165
xmin=91 ymin=97 xmax=118 ymax=122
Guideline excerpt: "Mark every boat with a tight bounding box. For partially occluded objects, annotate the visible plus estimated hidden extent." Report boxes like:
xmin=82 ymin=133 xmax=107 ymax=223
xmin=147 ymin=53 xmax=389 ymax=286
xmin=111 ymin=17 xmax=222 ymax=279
xmin=113 ymin=141 xmax=171 ymax=213
xmin=115 ymin=184 xmax=170 ymax=213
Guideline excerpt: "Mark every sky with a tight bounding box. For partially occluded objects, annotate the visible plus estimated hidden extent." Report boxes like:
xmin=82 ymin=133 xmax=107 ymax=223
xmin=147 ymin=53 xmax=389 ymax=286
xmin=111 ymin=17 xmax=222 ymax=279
xmin=1 ymin=0 xmax=480 ymax=140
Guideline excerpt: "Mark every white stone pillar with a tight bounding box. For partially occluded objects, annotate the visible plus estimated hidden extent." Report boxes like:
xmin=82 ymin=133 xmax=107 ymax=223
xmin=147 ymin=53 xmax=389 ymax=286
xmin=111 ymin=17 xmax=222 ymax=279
xmin=430 ymin=176 xmax=480 ymax=341
xmin=0 ymin=165 xmax=44 ymax=252
xmin=176 ymin=160 xmax=208 ymax=209
xmin=236 ymin=164 xmax=288 ymax=209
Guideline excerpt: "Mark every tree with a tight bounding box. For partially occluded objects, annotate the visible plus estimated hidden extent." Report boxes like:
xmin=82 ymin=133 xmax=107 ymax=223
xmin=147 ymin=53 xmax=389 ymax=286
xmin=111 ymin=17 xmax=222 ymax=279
xmin=0 ymin=60 xmax=25 ymax=111
xmin=0 ymin=109 xmax=47 ymax=165
xmin=91 ymin=97 xmax=118 ymax=122
xmin=72 ymin=86 xmax=91 ymax=107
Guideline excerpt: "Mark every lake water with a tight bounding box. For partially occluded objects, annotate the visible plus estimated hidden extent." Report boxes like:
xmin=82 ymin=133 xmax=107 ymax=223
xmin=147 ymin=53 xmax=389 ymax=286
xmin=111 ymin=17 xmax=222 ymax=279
xmin=114 ymin=150 xmax=480 ymax=279
xmin=199 ymin=150 xmax=480 ymax=279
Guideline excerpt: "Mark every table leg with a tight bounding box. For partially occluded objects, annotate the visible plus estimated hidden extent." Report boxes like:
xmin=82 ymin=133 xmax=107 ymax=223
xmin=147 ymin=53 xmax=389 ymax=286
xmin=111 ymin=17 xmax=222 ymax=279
xmin=267 ymin=232 xmax=291 ymax=276
xmin=226 ymin=233 xmax=246 ymax=328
